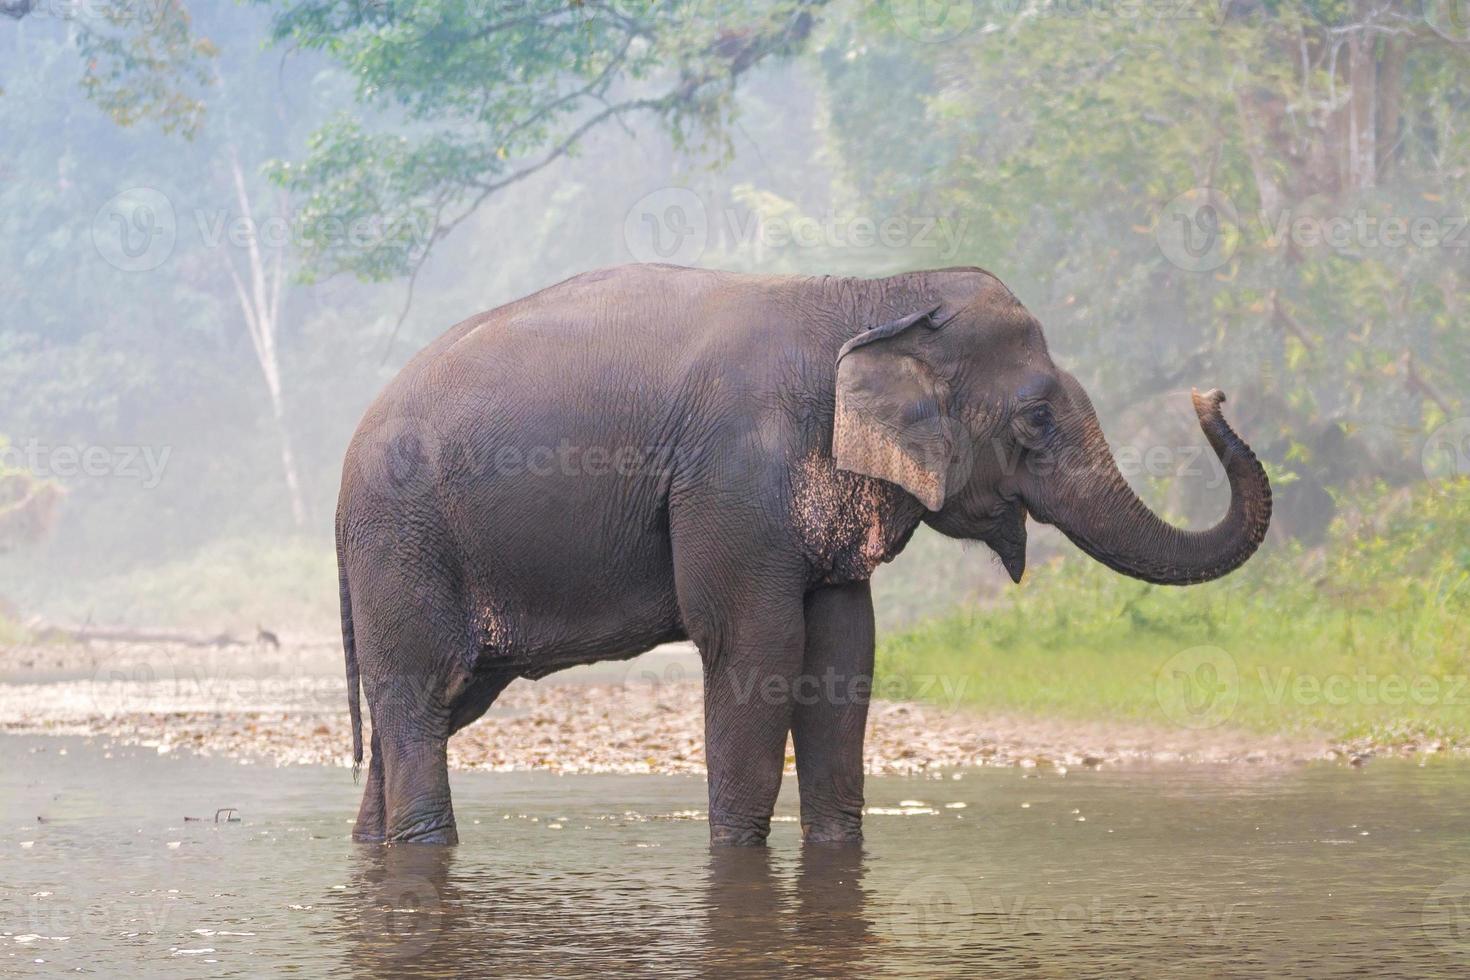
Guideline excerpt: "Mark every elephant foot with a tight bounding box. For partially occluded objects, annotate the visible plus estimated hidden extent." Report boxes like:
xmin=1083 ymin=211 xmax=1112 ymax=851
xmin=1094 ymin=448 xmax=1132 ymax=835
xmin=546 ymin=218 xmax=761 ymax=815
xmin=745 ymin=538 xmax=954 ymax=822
xmin=709 ymin=815 xmax=771 ymax=847
xmin=352 ymin=795 xmax=386 ymax=842
xmin=385 ymin=817 xmax=459 ymax=846
xmin=800 ymin=821 xmax=863 ymax=845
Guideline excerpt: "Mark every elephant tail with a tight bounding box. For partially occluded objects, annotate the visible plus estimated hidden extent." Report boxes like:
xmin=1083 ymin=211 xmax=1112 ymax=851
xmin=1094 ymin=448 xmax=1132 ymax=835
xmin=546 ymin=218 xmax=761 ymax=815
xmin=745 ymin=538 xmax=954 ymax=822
xmin=337 ymin=523 xmax=363 ymax=782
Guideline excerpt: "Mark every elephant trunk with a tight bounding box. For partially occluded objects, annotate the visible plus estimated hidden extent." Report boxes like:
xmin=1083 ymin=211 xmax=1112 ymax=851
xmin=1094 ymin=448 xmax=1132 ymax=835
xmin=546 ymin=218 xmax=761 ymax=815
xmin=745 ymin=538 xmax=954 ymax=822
xmin=1028 ymin=388 xmax=1272 ymax=586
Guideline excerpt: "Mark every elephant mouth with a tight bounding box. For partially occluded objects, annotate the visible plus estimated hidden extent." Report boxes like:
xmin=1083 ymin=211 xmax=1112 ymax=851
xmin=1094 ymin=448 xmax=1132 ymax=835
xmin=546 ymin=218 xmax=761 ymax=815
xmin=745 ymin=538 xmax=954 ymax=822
xmin=984 ymin=497 xmax=1029 ymax=584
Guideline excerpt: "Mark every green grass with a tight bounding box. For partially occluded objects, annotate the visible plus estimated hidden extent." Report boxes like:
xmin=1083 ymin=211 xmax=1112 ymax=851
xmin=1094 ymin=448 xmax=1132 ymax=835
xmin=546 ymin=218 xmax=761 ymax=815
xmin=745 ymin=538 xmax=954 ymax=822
xmin=876 ymin=479 xmax=1470 ymax=748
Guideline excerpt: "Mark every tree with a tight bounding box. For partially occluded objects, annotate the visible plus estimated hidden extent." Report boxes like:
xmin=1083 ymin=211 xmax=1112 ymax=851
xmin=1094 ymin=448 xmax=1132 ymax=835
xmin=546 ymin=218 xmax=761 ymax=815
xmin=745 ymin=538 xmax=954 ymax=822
xmin=1 ymin=0 xmax=216 ymax=135
xmin=816 ymin=0 xmax=1469 ymax=538
xmin=0 ymin=439 xmax=62 ymax=554
xmin=221 ymin=143 xmax=309 ymax=526
xmin=261 ymin=0 xmax=827 ymax=351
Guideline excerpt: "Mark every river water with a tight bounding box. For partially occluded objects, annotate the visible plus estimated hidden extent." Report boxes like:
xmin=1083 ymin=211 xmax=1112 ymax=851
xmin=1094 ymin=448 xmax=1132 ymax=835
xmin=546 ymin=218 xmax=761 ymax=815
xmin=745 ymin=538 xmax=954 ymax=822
xmin=1 ymin=734 xmax=1466 ymax=977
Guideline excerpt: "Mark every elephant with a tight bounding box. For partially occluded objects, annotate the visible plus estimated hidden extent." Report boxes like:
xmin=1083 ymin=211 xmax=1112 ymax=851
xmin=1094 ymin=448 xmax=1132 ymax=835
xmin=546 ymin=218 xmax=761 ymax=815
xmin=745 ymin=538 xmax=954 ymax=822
xmin=336 ymin=263 xmax=1271 ymax=845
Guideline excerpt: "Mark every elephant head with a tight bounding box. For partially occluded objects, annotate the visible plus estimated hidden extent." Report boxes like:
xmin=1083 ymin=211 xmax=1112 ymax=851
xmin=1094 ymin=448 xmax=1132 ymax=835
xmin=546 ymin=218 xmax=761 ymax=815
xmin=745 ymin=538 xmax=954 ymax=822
xmin=833 ymin=278 xmax=1271 ymax=585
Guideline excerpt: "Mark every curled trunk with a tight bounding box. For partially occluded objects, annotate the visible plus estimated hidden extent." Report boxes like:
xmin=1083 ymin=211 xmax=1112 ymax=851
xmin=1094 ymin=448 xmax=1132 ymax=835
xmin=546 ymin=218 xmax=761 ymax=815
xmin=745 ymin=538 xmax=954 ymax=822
xmin=1031 ymin=389 xmax=1272 ymax=586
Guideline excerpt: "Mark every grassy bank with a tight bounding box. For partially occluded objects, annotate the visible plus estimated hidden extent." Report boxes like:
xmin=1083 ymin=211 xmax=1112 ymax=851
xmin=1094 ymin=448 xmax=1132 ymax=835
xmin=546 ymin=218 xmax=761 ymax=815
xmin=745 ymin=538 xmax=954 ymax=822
xmin=877 ymin=479 xmax=1470 ymax=751
xmin=27 ymin=536 xmax=339 ymax=634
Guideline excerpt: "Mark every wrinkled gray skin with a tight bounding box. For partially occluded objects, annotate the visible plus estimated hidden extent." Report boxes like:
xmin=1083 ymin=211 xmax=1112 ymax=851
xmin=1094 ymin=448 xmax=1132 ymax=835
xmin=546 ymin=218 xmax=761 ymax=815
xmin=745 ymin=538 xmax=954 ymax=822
xmin=337 ymin=264 xmax=1271 ymax=845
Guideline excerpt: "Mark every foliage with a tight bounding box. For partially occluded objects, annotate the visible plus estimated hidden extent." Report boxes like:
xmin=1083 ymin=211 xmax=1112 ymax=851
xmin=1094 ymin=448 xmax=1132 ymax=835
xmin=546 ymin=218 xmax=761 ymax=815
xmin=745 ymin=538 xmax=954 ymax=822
xmin=817 ymin=0 xmax=1470 ymax=538
xmin=3 ymin=0 xmax=1469 ymax=681
xmin=75 ymin=0 xmax=217 ymax=137
xmin=261 ymin=0 xmax=827 ymax=282
xmin=0 ymin=0 xmax=217 ymax=134
xmin=0 ymin=435 xmax=63 ymax=553
xmin=39 ymin=534 xmax=338 ymax=630
xmin=878 ymin=479 xmax=1470 ymax=746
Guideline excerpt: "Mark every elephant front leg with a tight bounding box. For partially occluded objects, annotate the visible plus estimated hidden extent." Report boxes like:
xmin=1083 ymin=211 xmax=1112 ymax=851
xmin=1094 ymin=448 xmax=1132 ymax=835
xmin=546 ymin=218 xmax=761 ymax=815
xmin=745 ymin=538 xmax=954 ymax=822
xmin=698 ymin=600 xmax=807 ymax=847
xmin=791 ymin=580 xmax=874 ymax=844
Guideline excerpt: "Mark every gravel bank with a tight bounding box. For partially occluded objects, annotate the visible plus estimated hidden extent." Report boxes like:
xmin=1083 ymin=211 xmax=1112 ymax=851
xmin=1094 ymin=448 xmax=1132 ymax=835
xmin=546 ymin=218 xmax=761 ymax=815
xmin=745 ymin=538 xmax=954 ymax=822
xmin=0 ymin=641 xmax=1345 ymax=773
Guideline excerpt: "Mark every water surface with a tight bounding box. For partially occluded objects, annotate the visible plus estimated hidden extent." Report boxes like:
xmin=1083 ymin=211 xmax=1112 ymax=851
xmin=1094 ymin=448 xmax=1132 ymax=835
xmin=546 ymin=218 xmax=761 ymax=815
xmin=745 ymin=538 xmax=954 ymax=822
xmin=2 ymin=735 xmax=1466 ymax=976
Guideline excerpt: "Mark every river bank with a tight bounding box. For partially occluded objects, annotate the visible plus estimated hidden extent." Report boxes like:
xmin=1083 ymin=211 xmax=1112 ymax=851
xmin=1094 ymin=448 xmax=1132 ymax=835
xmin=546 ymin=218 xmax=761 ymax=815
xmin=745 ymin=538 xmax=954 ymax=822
xmin=0 ymin=639 xmax=1404 ymax=774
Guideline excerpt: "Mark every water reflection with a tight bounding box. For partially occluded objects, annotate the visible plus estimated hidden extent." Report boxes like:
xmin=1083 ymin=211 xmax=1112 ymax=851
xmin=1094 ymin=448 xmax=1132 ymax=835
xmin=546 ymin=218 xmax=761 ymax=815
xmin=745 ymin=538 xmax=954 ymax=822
xmin=702 ymin=844 xmax=873 ymax=976
xmin=337 ymin=841 xmax=876 ymax=978
xmin=5 ymin=738 xmax=1467 ymax=977
xmin=339 ymin=845 xmax=455 ymax=974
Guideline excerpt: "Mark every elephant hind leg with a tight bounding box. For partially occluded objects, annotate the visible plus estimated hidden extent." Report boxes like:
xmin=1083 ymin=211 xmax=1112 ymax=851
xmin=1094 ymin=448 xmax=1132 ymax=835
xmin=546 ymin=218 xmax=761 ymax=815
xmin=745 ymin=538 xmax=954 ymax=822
xmin=355 ymin=669 xmax=512 ymax=845
xmin=381 ymin=731 xmax=458 ymax=845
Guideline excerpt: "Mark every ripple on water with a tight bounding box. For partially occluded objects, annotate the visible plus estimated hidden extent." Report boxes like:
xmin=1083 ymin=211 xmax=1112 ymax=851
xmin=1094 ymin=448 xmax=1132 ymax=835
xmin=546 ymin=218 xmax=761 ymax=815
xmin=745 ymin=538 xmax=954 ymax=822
xmin=1 ymin=736 xmax=1467 ymax=977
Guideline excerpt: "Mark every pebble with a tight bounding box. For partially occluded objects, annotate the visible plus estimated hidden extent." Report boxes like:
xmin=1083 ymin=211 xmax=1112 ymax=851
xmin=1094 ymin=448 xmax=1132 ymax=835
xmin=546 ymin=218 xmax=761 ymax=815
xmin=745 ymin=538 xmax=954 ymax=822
xmin=0 ymin=640 xmax=1389 ymax=774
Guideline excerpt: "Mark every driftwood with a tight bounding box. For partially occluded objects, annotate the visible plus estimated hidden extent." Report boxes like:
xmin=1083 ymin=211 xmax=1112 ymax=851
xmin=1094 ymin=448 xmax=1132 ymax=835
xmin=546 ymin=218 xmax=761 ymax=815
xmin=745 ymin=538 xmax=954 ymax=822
xmin=26 ymin=622 xmax=249 ymax=648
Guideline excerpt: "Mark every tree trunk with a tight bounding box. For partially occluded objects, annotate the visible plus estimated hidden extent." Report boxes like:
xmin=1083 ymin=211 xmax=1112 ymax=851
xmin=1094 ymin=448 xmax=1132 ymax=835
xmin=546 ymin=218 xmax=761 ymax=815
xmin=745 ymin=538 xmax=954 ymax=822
xmin=223 ymin=146 xmax=308 ymax=529
xmin=1345 ymin=7 xmax=1378 ymax=191
xmin=1375 ymin=37 xmax=1405 ymax=181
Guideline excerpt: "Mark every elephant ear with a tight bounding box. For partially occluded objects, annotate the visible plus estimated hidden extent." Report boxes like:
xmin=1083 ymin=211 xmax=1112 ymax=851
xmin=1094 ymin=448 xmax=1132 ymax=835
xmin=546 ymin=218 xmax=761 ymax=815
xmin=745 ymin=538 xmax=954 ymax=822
xmin=833 ymin=307 xmax=953 ymax=511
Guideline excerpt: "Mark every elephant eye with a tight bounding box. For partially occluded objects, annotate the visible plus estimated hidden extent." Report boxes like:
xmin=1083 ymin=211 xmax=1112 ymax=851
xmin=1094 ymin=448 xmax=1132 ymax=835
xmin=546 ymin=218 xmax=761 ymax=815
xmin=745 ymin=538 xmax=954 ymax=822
xmin=1026 ymin=405 xmax=1053 ymax=430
